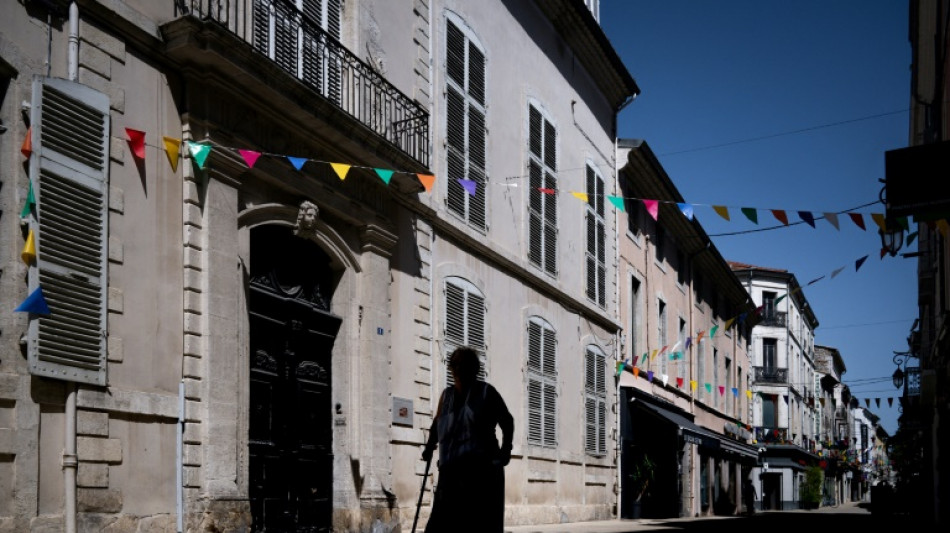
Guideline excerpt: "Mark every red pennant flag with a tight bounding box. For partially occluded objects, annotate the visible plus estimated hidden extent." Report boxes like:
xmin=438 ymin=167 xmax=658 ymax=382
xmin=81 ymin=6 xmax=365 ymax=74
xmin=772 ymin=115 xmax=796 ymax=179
xmin=848 ymin=213 xmax=866 ymax=230
xmin=771 ymin=209 xmax=789 ymax=225
xmin=538 ymin=187 xmax=555 ymax=194
xmin=676 ymin=377 xmax=683 ymax=388
xmin=21 ymin=126 xmax=32 ymax=158
xmin=126 ymin=128 xmax=146 ymax=160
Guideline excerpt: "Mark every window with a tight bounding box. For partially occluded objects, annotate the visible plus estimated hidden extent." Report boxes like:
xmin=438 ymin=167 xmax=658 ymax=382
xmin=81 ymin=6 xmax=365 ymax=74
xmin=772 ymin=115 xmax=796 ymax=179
xmin=527 ymin=317 xmax=557 ymax=447
xmin=653 ymin=226 xmax=665 ymax=264
xmin=676 ymin=249 xmax=688 ymax=286
xmin=586 ymin=164 xmax=606 ymax=307
xmin=625 ymin=196 xmax=645 ymax=237
xmin=713 ymin=348 xmax=719 ymax=408
xmin=585 ymin=345 xmax=607 ymax=455
xmin=763 ymin=291 xmax=776 ymax=319
xmin=253 ymin=0 xmax=343 ymax=102
xmin=629 ymin=276 xmax=641 ymax=360
xmin=763 ymin=395 xmax=778 ymax=428
xmin=444 ymin=277 xmax=487 ymax=385
xmin=26 ymin=76 xmax=110 ymax=386
xmin=657 ymin=299 xmax=668 ymax=376
xmin=445 ymin=17 xmax=487 ymax=229
xmin=725 ymin=355 xmax=732 ymax=414
xmin=763 ymin=338 xmax=777 ymax=373
xmin=677 ymin=317 xmax=686 ymax=379
xmin=527 ymin=104 xmax=557 ymax=275
xmin=697 ymin=339 xmax=705 ymax=400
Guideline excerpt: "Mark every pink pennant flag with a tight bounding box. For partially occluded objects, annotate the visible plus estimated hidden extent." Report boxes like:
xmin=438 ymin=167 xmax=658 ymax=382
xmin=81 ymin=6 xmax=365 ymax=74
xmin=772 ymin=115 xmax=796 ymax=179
xmin=771 ymin=209 xmax=789 ymax=225
xmin=719 ymin=385 xmax=725 ymax=396
xmin=848 ymin=213 xmax=866 ymax=230
xmin=643 ymin=199 xmax=659 ymax=221
xmin=823 ymin=212 xmax=840 ymax=230
xmin=240 ymin=149 xmax=261 ymax=169
xmin=712 ymin=205 xmax=730 ymax=220
xmin=126 ymin=128 xmax=146 ymax=160
xmin=417 ymin=174 xmax=435 ymax=193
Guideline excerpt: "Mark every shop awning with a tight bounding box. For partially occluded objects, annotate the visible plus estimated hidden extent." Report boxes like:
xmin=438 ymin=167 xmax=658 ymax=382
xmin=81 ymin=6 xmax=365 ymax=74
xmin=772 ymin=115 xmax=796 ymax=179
xmin=632 ymin=398 xmax=759 ymax=460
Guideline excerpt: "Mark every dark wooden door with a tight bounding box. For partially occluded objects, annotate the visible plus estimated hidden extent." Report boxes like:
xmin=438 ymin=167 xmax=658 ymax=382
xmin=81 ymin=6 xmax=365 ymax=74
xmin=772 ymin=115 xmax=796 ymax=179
xmin=249 ymin=225 xmax=341 ymax=532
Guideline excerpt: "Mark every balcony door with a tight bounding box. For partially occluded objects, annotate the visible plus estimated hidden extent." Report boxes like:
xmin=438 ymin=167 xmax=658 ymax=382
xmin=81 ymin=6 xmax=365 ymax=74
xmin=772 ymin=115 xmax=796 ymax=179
xmin=253 ymin=0 xmax=342 ymax=102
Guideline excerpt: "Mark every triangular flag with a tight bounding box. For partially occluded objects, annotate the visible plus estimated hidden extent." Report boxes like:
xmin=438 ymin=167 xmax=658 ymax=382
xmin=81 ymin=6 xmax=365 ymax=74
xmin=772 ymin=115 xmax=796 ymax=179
xmin=864 ymin=398 xmax=870 ymax=407
xmin=705 ymin=383 xmax=712 ymax=393
xmin=771 ymin=209 xmax=789 ymax=225
xmin=712 ymin=205 xmax=730 ymax=221
xmin=631 ymin=355 xmax=639 ymax=367
xmin=709 ymin=325 xmax=719 ymax=338
xmin=20 ymin=181 xmax=35 ymax=218
xmin=21 ymin=126 xmax=32 ymax=158
xmin=187 ymin=142 xmax=211 ymax=169
xmin=875 ymin=398 xmax=881 ymax=408
xmin=896 ymin=216 xmax=910 ymax=230
xmin=21 ymin=230 xmax=36 ymax=265
xmin=616 ymin=361 xmax=625 ymax=377
xmin=677 ymin=203 xmax=694 ymax=220
xmin=647 ymin=370 xmax=654 ymax=382
xmin=607 ymin=196 xmax=625 ymax=212
xmin=775 ymin=293 xmax=787 ymax=304
xmin=685 ymin=336 xmax=692 ymax=350
xmin=937 ymin=219 xmax=950 ymax=236
xmin=887 ymin=397 xmax=893 ymax=407
xmin=459 ymin=179 xmax=477 ymax=196
xmin=848 ymin=212 xmax=866 ymax=230
xmin=538 ymin=187 xmax=555 ymax=194
xmin=719 ymin=386 xmax=725 ymax=396
xmin=330 ymin=163 xmax=351 ymax=180
xmin=163 ymin=137 xmax=181 ymax=172
xmin=661 ymin=374 xmax=669 ymax=387
xmin=871 ymin=213 xmax=887 ymax=232
xmin=676 ymin=377 xmax=683 ymax=388
xmin=417 ymin=173 xmax=435 ymax=193
xmin=657 ymin=345 xmax=669 ymax=357
xmin=696 ymin=330 xmax=705 ymax=343
xmin=571 ymin=191 xmax=588 ymax=202
xmin=724 ymin=317 xmax=736 ymax=330
xmin=907 ymin=231 xmax=918 ymax=245
xmin=823 ymin=212 xmax=839 ymax=230
xmin=741 ymin=207 xmax=758 ymax=224
xmin=855 ymin=255 xmax=869 ymax=272
xmin=690 ymin=380 xmax=697 ymax=391
xmin=288 ymin=156 xmax=308 ymax=171
xmin=738 ymin=312 xmax=748 ymax=324
xmin=15 ymin=286 xmax=51 ymax=315
xmin=633 ymin=367 xmax=640 ymax=378
xmin=643 ymin=199 xmax=659 ymax=221
xmin=240 ymin=149 xmax=262 ymax=169
xmin=125 ymin=128 xmax=146 ymax=160
xmin=783 ymin=395 xmax=788 ymax=404
xmin=807 ymin=276 xmax=825 ymax=286
xmin=746 ymin=389 xmax=752 ymax=399
xmin=798 ymin=211 xmax=816 ymax=228
xmin=650 ymin=349 xmax=658 ymax=360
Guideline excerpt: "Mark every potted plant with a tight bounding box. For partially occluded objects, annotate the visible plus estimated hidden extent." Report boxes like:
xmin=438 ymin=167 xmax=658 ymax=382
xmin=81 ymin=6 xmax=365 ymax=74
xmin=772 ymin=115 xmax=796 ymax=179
xmin=800 ymin=465 xmax=823 ymax=510
xmin=627 ymin=452 xmax=655 ymax=518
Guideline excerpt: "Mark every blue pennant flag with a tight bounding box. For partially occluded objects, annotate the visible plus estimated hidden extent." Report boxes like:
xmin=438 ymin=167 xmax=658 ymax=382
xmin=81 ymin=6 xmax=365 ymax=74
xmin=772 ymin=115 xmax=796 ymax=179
xmin=15 ymin=287 xmax=51 ymax=315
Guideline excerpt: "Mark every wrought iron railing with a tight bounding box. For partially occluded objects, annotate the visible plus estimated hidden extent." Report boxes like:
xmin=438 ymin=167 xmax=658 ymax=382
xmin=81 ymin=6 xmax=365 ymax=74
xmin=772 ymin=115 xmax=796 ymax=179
xmin=760 ymin=311 xmax=787 ymax=327
xmin=753 ymin=366 xmax=788 ymax=384
xmin=176 ymin=0 xmax=430 ymax=167
xmin=755 ymin=427 xmax=789 ymax=443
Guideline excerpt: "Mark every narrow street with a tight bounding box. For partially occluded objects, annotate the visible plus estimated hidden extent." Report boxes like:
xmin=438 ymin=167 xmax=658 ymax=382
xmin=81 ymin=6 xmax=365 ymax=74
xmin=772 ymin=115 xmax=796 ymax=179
xmin=503 ymin=501 xmax=901 ymax=533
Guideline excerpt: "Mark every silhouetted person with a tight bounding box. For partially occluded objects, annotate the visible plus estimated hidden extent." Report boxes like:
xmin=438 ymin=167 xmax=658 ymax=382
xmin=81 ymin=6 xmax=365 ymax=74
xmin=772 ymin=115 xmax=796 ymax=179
xmin=744 ymin=477 xmax=757 ymax=515
xmin=422 ymin=347 xmax=514 ymax=533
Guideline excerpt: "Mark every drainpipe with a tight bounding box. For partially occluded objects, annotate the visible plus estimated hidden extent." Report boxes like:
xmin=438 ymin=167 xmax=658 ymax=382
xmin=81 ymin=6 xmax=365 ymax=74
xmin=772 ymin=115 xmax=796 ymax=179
xmin=64 ymin=4 xmax=80 ymax=533
xmin=177 ymin=381 xmax=184 ymax=532
xmin=613 ymin=138 xmax=622 ymax=515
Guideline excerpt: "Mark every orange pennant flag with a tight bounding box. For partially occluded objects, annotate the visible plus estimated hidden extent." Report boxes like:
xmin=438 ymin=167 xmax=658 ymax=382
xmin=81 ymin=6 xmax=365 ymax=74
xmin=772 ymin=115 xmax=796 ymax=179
xmin=771 ymin=209 xmax=789 ymax=225
xmin=633 ymin=367 xmax=640 ymax=378
xmin=417 ymin=173 xmax=435 ymax=193
xmin=126 ymin=128 xmax=146 ymax=160
xmin=21 ymin=126 xmax=32 ymax=158
xmin=712 ymin=205 xmax=730 ymax=221
xmin=163 ymin=137 xmax=181 ymax=172
xmin=870 ymin=213 xmax=887 ymax=232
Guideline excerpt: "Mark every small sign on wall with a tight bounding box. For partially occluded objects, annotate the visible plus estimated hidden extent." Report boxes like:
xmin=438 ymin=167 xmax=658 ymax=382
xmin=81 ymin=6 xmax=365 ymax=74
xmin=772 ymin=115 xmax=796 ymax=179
xmin=393 ymin=397 xmax=413 ymax=426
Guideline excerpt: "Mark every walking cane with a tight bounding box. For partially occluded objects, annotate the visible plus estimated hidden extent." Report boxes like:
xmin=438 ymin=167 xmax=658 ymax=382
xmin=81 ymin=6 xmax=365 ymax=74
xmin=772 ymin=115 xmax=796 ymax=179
xmin=412 ymin=451 xmax=433 ymax=533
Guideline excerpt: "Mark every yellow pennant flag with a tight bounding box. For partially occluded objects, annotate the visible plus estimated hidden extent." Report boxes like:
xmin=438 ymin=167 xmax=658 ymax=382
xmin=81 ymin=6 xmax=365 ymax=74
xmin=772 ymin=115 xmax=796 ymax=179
xmin=937 ymin=219 xmax=950 ymax=236
xmin=870 ymin=212 xmax=887 ymax=232
xmin=163 ymin=137 xmax=181 ymax=172
xmin=571 ymin=191 xmax=588 ymax=202
xmin=21 ymin=229 xmax=36 ymax=265
xmin=331 ymin=163 xmax=351 ymax=181
xmin=690 ymin=380 xmax=697 ymax=391
xmin=746 ymin=389 xmax=753 ymax=399
xmin=712 ymin=205 xmax=730 ymax=221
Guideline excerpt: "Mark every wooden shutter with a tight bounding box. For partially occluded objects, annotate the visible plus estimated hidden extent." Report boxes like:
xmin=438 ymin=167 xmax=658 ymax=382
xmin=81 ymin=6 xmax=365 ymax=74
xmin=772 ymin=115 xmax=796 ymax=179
xmin=528 ymin=104 xmax=557 ymax=275
xmin=27 ymin=76 xmax=110 ymax=386
xmin=527 ymin=318 xmax=556 ymax=447
xmin=445 ymin=19 xmax=487 ymax=229
xmin=585 ymin=165 xmax=606 ymax=306
xmin=584 ymin=347 xmax=607 ymax=455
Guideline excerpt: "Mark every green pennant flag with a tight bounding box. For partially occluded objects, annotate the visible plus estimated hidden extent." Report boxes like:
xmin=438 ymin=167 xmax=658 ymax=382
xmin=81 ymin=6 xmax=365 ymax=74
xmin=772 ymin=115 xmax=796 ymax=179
xmin=187 ymin=142 xmax=211 ymax=169
xmin=607 ymin=196 xmax=625 ymax=212
xmin=20 ymin=180 xmax=35 ymax=218
xmin=375 ymin=168 xmax=394 ymax=184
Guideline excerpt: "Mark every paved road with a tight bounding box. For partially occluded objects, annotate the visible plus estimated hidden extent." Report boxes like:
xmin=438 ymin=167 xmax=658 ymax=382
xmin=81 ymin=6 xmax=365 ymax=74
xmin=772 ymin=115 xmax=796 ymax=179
xmin=503 ymin=501 xmax=889 ymax=533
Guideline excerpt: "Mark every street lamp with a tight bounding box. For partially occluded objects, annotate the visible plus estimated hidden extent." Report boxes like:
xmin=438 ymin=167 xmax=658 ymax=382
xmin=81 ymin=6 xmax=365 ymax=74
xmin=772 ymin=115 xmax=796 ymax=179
xmin=878 ymin=180 xmax=905 ymax=257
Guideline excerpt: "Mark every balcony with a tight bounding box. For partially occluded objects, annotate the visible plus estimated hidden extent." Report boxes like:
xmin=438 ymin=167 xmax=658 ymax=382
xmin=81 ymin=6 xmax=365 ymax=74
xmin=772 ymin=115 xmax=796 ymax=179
xmin=169 ymin=0 xmax=429 ymax=167
xmin=753 ymin=366 xmax=788 ymax=384
xmin=755 ymin=427 xmax=789 ymax=444
xmin=760 ymin=311 xmax=787 ymax=328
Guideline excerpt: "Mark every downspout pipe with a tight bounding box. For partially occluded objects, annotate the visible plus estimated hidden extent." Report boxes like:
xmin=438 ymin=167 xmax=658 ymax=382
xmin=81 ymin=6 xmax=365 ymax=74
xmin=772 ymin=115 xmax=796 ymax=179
xmin=64 ymin=5 xmax=80 ymax=533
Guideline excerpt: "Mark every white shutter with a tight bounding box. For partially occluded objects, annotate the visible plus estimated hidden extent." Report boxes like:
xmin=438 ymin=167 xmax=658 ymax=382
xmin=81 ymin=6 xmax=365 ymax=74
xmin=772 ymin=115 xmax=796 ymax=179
xmin=27 ymin=76 xmax=110 ymax=386
xmin=585 ymin=347 xmax=607 ymax=455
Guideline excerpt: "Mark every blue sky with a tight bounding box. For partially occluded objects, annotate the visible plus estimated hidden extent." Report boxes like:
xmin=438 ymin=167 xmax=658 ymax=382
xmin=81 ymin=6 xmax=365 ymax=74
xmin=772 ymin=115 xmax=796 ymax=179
xmin=601 ymin=1 xmax=916 ymax=435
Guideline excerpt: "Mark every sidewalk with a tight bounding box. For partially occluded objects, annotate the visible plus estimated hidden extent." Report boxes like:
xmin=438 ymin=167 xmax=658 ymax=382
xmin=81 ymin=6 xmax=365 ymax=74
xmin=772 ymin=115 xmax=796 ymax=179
xmin=503 ymin=501 xmax=869 ymax=533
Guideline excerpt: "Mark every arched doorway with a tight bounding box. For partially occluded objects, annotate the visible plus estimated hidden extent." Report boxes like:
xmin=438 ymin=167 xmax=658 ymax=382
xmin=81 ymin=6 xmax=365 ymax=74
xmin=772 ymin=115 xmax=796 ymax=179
xmin=248 ymin=224 xmax=342 ymax=532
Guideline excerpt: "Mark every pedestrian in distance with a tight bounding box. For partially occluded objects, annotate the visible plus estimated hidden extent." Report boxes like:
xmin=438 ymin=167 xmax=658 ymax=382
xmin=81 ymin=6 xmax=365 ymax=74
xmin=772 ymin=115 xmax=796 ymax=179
xmin=744 ymin=477 xmax=757 ymax=516
xmin=421 ymin=346 xmax=514 ymax=533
